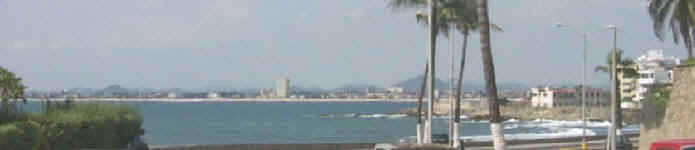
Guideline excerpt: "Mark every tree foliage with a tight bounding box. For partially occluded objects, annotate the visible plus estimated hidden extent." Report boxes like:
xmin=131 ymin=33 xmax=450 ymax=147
xmin=33 ymin=101 xmax=144 ymax=150
xmin=594 ymin=49 xmax=638 ymax=79
xmin=648 ymin=0 xmax=695 ymax=58
xmin=0 ymin=66 xmax=27 ymax=124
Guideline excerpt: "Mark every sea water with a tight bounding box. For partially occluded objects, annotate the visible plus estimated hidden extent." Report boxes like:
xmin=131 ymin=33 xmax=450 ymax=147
xmin=20 ymin=101 xmax=638 ymax=147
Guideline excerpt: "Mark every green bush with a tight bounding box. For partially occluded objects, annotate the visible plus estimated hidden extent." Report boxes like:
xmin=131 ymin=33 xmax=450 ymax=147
xmin=33 ymin=102 xmax=143 ymax=150
xmin=684 ymin=58 xmax=695 ymax=65
xmin=0 ymin=121 xmax=41 ymax=150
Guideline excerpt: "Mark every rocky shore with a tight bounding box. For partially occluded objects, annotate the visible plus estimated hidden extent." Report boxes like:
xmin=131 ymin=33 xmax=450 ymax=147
xmin=395 ymin=100 xmax=640 ymax=123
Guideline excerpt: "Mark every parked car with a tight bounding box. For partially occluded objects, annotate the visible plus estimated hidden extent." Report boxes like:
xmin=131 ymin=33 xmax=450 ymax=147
xmin=649 ymin=139 xmax=695 ymax=150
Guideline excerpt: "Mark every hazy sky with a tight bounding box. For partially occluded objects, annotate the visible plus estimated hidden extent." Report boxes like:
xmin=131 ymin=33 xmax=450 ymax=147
xmin=0 ymin=0 xmax=687 ymax=91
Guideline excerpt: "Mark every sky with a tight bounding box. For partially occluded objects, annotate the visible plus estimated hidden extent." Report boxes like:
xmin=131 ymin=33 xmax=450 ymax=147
xmin=0 ymin=0 xmax=688 ymax=91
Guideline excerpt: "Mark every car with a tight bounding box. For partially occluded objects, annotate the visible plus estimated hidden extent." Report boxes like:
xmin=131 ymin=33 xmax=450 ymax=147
xmin=649 ymin=139 xmax=695 ymax=150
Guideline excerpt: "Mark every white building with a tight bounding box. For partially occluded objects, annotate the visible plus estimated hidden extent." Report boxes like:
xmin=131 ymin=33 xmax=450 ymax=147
xmin=275 ymin=77 xmax=290 ymax=98
xmin=530 ymin=86 xmax=609 ymax=108
xmin=167 ymin=92 xmax=178 ymax=98
xmin=207 ymin=92 xmax=219 ymax=98
xmin=633 ymin=50 xmax=680 ymax=102
xmin=386 ymin=87 xmax=405 ymax=93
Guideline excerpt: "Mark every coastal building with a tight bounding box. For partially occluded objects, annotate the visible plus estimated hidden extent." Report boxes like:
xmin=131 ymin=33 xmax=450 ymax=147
xmin=275 ymin=77 xmax=290 ymax=98
xmin=633 ymin=50 xmax=680 ymax=102
xmin=618 ymin=65 xmax=639 ymax=101
xmin=167 ymin=92 xmax=179 ymax=98
xmin=207 ymin=92 xmax=219 ymax=98
xmin=386 ymin=87 xmax=405 ymax=94
xmin=530 ymin=86 xmax=610 ymax=108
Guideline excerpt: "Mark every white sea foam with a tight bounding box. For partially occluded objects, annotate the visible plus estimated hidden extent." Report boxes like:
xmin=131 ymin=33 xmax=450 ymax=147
xmin=386 ymin=114 xmax=408 ymax=119
xmin=344 ymin=113 xmax=357 ymax=118
xmin=355 ymin=113 xmax=409 ymax=119
xmin=503 ymin=124 xmax=518 ymax=129
xmin=461 ymin=127 xmax=598 ymax=142
xmin=504 ymin=119 xmax=520 ymax=123
xmin=433 ymin=115 xmax=469 ymax=120
xmin=359 ymin=114 xmax=387 ymax=118
xmin=520 ymin=119 xmax=611 ymax=128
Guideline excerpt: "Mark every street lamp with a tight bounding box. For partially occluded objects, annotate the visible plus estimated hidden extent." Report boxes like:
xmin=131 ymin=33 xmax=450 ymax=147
xmin=554 ymin=22 xmax=589 ymax=150
xmin=604 ymin=24 xmax=618 ymax=150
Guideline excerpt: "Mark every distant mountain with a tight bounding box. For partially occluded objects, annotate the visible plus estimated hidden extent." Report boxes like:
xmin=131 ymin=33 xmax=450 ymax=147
xmin=66 ymin=88 xmax=94 ymax=94
xmin=393 ymin=75 xmax=448 ymax=92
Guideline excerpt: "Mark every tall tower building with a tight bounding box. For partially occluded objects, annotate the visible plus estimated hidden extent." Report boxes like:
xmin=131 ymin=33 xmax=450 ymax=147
xmin=276 ymin=77 xmax=290 ymax=98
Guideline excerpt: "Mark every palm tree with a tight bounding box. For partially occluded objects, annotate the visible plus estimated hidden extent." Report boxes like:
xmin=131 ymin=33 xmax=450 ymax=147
xmin=476 ymin=0 xmax=506 ymax=149
xmin=594 ymin=49 xmax=637 ymax=130
xmin=389 ymin=0 xmax=449 ymax=145
xmin=648 ymin=0 xmax=695 ymax=58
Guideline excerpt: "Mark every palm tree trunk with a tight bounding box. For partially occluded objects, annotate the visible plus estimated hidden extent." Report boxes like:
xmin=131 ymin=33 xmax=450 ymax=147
xmin=417 ymin=62 xmax=429 ymax=144
xmin=453 ymin=33 xmax=469 ymax=149
xmin=425 ymin=0 xmax=438 ymax=144
xmin=477 ymin=0 xmax=506 ymax=149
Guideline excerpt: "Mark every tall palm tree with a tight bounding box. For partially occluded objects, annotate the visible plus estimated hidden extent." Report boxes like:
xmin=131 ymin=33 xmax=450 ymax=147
xmin=594 ymin=49 xmax=637 ymax=129
xmin=389 ymin=0 xmax=449 ymax=144
xmin=476 ymin=0 xmax=506 ymax=149
xmin=648 ymin=0 xmax=695 ymax=58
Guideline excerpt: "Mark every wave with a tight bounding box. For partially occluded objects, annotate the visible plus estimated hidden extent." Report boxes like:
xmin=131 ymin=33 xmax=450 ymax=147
xmin=504 ymin=119 xmax=520 ymax=123
xmin=461 ymin=127 xmax=598 ymax=141
xmin=358 ymin=113 xmax=408 ymax=119
xmin=305 ymin=113 xmax=410 ymax=119
xmin=433 ymin=115 xmax=469 ymax=120
xmin=521 ymin=119 xmax=612 ymax=128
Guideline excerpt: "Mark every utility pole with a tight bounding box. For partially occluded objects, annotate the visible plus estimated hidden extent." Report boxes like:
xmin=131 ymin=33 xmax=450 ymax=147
xmin=425 ymin=0 xmax=437 ymax=144
xmin=608 ymin=25 xmax=618 ymax=150
xmin=553 ymin=23 xmax=589 ymax=149
xmin=448 ymin=26 xmax=455 ymax=147
xmin=581 ymin=34 xmax=588 ymax=150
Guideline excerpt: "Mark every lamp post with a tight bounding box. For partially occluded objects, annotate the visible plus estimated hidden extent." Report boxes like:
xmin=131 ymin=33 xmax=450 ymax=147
xmin=605 ymin=24 xmax=618 ymax=150
xmin=425 ymin=0 xmax=437 ymax=144
xmin=554 ymin=23 xmax=588 ymax=149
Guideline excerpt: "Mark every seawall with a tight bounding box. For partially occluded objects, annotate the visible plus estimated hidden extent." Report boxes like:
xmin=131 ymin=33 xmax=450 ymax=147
xmin=639 ymin=64 xmax=695 ymax=150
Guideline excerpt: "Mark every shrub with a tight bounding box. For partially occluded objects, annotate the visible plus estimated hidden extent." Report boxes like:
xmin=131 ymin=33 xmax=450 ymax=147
xmin=33 ymin=102 xmax=143 ymax=149
xmin=0 ymin=121 xmax=41 ymax=150
xmin=684 ymin=58 xmax=695 ymax=65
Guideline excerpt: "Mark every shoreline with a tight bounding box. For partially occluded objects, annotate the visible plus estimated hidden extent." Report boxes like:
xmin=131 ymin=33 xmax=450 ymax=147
xmin=26 ymin=98 xmax=420 ymax=102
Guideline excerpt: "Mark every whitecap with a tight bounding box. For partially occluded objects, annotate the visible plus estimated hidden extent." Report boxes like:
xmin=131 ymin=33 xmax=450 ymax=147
xmin=461 ymin=128 xmax=598 ymax=141
xmin=386 ymin=114 xmax=408 ymax=119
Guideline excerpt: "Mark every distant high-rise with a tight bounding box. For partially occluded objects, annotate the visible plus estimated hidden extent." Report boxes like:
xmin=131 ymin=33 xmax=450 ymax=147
xmin=276 ymin=77 xmax=290 ymax=98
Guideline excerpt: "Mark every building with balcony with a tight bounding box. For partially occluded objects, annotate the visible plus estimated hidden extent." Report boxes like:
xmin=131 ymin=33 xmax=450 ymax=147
xmin=633 ymin=50 xmax=680 ymax=102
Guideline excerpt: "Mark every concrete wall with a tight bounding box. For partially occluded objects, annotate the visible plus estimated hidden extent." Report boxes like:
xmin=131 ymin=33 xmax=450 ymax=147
xmin=639 ymin=65 xmax=695 ymax=150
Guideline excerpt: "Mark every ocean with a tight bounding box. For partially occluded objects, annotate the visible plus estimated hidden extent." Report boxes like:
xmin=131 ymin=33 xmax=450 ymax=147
xmin=21 ymin=101 xmax=638 ymax=147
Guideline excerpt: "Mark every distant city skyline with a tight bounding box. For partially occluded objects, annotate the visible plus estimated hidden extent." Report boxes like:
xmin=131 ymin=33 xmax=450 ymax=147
xmin=0 ymin=0 xmax=687 ymax=91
